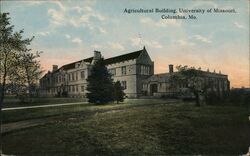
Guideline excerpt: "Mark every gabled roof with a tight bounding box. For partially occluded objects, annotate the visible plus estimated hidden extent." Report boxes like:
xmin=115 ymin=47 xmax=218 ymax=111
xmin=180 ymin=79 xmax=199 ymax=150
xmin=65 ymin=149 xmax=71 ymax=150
xmin=41 ymin=48 xmax=146 ymax=79
xmin=104 ymin=48 xmax=144 ymax=65
xmin=58 ymin=48 xmax=144 ymax=70
xmin=60 ymin=57 xmax=93 ymax=70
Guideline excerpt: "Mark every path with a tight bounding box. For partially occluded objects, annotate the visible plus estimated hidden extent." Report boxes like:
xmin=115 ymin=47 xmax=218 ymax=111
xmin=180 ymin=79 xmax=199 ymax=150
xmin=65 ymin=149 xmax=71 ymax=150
xmin=2 ymin=102 xmax=88 ymax=111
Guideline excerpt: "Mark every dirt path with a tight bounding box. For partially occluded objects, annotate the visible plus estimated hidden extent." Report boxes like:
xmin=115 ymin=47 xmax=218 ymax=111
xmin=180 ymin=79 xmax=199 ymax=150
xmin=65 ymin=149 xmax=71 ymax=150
xmin=2 ymin=102 xmax=88 ymax=111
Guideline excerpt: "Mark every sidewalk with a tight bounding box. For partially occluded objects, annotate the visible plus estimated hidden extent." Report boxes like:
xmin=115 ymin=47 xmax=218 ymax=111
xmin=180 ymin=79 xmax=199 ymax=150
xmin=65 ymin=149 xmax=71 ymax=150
xmin=2 ymin=102 xmax=88 ymax=111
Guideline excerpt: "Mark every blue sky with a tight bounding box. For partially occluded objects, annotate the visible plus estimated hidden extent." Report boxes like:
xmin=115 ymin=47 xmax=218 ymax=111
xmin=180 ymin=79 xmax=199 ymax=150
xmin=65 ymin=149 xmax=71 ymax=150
xmin=1 ymin=0 xmax=249 ymax=87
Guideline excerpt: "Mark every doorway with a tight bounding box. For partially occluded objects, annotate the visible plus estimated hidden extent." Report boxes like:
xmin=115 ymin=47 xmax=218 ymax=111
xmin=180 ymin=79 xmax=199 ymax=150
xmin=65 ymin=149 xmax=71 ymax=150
xmin=150 ymin=84 xmax=158 ymax=96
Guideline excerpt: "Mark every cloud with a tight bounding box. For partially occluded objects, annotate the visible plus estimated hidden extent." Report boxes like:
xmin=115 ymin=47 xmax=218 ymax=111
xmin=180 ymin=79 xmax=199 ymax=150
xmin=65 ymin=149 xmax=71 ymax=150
xmin=69 ymin=10 xmax=105 ymax=28
xmin=234 ymin=22 xmax=245 ymax=29
xmin=99 ymin=27 xmax=107 ymax=34
xmin=174 ymin=39 xmax=195 ymax=46
xmin=52 ymin=1 xmax=65 ymax=11
xmin=37 ymin=31 xmax=50 ymax=36
xmin=65 ymin=34 xmax=71 ymax=39
xmin=150 ymin=41 xmax=163 ymax=48
xmin=191 ymin=1 xmax=218 ymax=8
xmin=130 ymin=37 xmax=163 ymax=49
xmin=48 ymin=8 xmax=65 ymax=26
xmin=194 ymin=35 xmax=212 ymax=43
xmin=91 ymin=44 xmax=102 ymax=49
xmin=71 ymin=37 xmax=82 ymax=44
xmin=140 ymin=17 xmax=181 ymax=27
xmin=130 ymin=37 xmax=141 ymax=47
xmin=73 ymin=6 xmax=83 ymax=13
xmin=47 ymin=1 xmax=105 ymax=32
xmin=107 ymin=42 xmax=125 ymax=51
xmin=24 ymin=1 xmax=45 ymax=6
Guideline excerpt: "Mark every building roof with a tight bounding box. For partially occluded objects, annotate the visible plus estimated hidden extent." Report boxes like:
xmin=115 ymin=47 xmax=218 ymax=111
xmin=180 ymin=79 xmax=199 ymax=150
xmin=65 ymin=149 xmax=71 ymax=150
xmin=60 ymin=48 xmax=144 ymax=70
xmin=41 ymin=48 xmax=145 ymax=78
xmin=104 ymin=49 xmax=143 ymax=65
xmin=60 ymin=57 xmax=93 ymax=70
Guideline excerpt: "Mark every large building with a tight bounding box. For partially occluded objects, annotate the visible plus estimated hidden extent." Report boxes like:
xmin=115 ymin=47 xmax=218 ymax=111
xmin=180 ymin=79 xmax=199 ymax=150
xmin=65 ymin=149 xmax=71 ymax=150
xmin=40 ymin=47 xmax=154 ymax=98
xmin=40 ymin=47 xmax=230 ymax=98
xmin=142 ymin=65 xmax=230 ymax=97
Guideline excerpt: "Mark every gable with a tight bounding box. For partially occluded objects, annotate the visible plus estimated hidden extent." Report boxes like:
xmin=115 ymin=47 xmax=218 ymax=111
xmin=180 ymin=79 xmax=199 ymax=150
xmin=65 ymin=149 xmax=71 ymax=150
xmin=136 ymin=47 xmax=153 ymax=65
xmin=104 ymin=50 xmax=143 ymax=65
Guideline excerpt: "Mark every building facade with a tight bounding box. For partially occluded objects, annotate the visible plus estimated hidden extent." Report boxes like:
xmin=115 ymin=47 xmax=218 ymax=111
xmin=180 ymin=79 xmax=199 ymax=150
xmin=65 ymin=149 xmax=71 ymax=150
xmin=40 ymin=47 xmax=154 ymax=98
xmin=142 ymin=65 xmax=230 ymax=97
xmin=40 ymin=47 xmax=230 ymax=98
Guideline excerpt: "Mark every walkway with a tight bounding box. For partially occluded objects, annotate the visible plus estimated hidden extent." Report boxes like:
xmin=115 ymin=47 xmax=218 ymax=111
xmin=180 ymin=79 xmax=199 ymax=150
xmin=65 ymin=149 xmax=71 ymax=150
xmin=2 ymin=102 xmax=88 ymax=111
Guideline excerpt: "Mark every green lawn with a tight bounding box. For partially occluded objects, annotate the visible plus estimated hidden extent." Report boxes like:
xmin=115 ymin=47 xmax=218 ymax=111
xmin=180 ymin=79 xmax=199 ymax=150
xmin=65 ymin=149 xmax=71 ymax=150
xmin=2 ymin=99 xmax=250 ymax=155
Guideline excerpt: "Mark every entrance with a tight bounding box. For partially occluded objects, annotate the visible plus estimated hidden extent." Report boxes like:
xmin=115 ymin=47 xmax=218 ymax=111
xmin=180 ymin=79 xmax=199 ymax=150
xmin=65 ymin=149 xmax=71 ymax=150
xmin=150 ymin=84 xmax=158 ymax=96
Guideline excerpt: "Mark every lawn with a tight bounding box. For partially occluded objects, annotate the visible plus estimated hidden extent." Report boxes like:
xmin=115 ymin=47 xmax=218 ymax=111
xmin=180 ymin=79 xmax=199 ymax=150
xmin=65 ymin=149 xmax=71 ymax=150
xmin=2 ymin=99 xmax=250 ymax=155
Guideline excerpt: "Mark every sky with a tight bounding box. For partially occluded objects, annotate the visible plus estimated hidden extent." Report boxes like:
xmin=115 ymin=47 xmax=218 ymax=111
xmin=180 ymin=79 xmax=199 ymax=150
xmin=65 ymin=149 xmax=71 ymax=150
xmin=1 ymin=0 xmax=249 ymax=88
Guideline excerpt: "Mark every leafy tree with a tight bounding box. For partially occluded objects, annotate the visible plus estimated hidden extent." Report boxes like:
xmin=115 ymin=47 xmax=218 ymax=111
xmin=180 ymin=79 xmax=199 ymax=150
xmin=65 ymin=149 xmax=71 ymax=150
xmin=86 ymin=58 xmax=114 ymax=104
xmin=8 ymin=49 xmax=43 ymax=102
xmin=169 ymin=65 xmax=204 ymax=106
xmin=1 ymin=13 xmax=33 ymax=104
xmin=20 ymin=50 xmax=43 ymax=97
xmin=113 ymin=81 xmax=125 ymax=104
xmin=1 ymin=13 xmax=42 ymax=103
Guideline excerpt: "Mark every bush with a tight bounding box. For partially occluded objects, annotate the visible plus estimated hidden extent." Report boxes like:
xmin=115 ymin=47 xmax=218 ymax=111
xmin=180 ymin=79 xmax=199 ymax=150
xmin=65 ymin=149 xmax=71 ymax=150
xmin=205 ymin=89 xmax=250 ymax=107
xmin=61 ymin=91 xmax=68 ymax=97
xmin=205 ymin=91 xmax=222 ymax=105
xmin=229 ymin=89 xmax=250 ymax=106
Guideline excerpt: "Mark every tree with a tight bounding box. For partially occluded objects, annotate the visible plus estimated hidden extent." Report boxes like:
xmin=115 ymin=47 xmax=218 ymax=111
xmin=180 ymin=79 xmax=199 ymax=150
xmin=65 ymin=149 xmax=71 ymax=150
xmin=0 ymin=13 xmax=41 ymax=104
xmin=8 ymin=49 xmax=43 ymax=101
xmin=1 ymin=13 xmax=34 ymax=104
xmin=113 ymin=81 xmax=125 ymax=104
xmin=86 ymin=58 xmax=114 ymax=104
xmin=19 ymin=50 xmax=43 ymax=98
xmin=169 ymin=65 xmax=204 ymax=106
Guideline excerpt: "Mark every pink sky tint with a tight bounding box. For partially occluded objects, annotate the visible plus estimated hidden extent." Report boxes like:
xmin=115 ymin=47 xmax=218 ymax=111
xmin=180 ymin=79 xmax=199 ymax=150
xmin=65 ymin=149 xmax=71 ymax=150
xmin=40 ymin=53 xmax=249 ymax=88
xmin=154 ymin=57 xmax=249 ymax=88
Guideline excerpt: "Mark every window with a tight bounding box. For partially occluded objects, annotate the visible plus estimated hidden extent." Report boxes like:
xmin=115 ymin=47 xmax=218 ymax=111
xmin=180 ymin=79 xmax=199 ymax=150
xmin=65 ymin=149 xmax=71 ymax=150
xmin=121 ymin=66 xmax=126 ymax=75
xmin=72 ymin=85 xmax=75 ymax=92
xmin=121 ymin=81 xmax=127 ymax=90
xmin=108 ymin=68 xmax=116 ymax=76
xmin=72 ymin=73 xmax=75 ymax=81
xmin=81 ymin=86 xmax=84 ymax=92
xmin=76 ymin=85 xmax=78 ymax=92
xmin=68 ymin=74 xmax=71 ymax=81
xmin=141 ymin=65 xmax=150 ymax=75
xmin=76 ymin=72 xmax=78 ymax=81
xmin=81 ymin=71 xmax=85 ymax=79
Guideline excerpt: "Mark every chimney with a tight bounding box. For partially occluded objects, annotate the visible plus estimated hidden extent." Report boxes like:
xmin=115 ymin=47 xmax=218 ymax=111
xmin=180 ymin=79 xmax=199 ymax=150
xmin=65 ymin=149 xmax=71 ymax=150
xmin=169 ymin=64 xmax=173 ymax=73
xmin=52 ymin=65 xmax=58 ymax=72
xmin=93 ymin=51 xmax=102 ymax=62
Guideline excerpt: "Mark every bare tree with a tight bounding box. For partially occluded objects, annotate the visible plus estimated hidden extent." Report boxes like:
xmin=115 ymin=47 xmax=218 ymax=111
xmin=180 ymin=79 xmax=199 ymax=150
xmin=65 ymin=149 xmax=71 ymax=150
xmin=169 ymin=65 xmax=204 ymax=106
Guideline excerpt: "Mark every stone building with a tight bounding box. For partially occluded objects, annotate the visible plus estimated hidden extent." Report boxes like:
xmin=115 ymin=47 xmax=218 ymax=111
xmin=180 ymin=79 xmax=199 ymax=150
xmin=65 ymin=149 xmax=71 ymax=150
xmin=142 ymin=65 xmax=230 ymax=97
xmin=40 ymin=47 xmax=230 ymax=98
xmin=40 ymin=47 xmax=154 ymax=98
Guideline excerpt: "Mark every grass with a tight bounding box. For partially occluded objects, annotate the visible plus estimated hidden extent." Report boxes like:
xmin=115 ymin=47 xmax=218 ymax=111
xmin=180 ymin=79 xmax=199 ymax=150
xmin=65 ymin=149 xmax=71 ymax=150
xmin=2 ymin=99 xmax=250 ymax=155
xmin=2 ymin=99 xmax=171 ymax=123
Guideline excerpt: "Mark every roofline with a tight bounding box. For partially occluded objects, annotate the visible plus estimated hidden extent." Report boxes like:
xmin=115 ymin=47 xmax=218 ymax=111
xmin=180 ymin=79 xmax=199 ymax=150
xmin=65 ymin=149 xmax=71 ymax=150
xmin=104 ymin=48 xmax=145 ymax=64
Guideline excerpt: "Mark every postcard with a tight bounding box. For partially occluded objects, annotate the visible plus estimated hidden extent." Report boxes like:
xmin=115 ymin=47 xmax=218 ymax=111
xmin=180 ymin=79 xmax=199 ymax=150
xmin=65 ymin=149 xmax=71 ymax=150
xmin=0 ymin=0 xmax=249 ymax=155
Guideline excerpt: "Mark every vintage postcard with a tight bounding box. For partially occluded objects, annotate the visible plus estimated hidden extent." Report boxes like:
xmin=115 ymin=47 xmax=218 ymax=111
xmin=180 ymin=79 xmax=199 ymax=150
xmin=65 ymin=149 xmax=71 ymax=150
xmin=0 ymin=0 xmax=249 ymax=155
